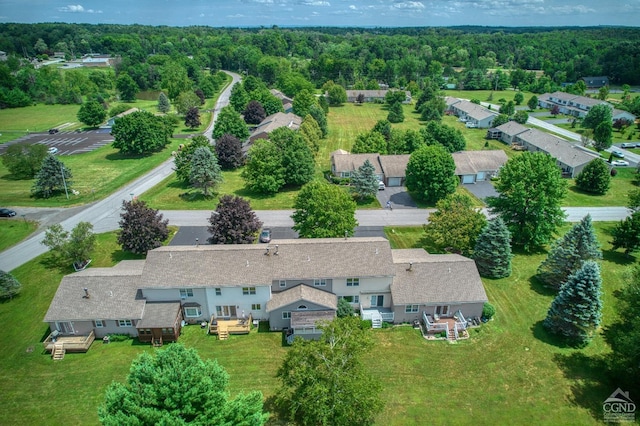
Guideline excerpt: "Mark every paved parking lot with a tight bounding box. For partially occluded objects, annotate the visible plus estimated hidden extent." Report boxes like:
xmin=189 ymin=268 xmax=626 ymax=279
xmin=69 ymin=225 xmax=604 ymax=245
xmin=0 ymin=129 xmax=114 ymax=156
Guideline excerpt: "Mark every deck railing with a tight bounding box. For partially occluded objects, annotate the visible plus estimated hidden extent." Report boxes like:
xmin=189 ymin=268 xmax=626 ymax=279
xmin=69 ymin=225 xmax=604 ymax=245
xmin=44 ymin=330 xmax=95 ymax=352
xmin=423 ymin=311 xmax=448 ymax=332
xmin=360 ymin=305 xmax=394 ymax=322
xmin=209 ymin=314 xmax=253 ymax=335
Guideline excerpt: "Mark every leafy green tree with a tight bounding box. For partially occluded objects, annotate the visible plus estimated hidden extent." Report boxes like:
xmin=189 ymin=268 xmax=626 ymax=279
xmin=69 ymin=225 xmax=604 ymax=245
xmin=527 ymin=95 xmax=538 ymax=111
xmin=213 ymin=106 xmax=249 ymax=141
xmin=111 ymin=110 xmax=172 ymax=155
xmin=292 ymin=181 xmax=358 ymax=238
xmin=487 ymin=152 xmax=567 ymax=251
xmin=77 ymin=100 xmax=106 ymax=127
xmin=351 ymin=131 xmax=387 ymax=155
xmin=336 ymin=297 xmax=354 ymax=318
xmin=115 ymin=73 xmax=138 ymax=102
xmin=351 ymin=159 xmax=379 ymax=200
xmin=492 ymin=114 xmax=510 ymax=128
xmin=174 ymin=135 xmax=211 ymax=183
xmin=420 ymin=121 xmax=465 ymax=153
xmin=276 ymin=316 xmax=383 ymax=426
xmin=189 ymin=146 xmax=222 ymax=197
xmin=1 ymin=143 xmax=48 ymax=179
xmin=242 ymin=139 xmax=285 ymax=195
xmin=271 ymin=127 xmax=314 ymax=187
xmin=117 ymin=200 xmax=169 ymax=255
xmin=611 ymin=211 xmax=640 ymax=255
xmin=0 ymin=270 xmax=22 ymax=300
xmin=251 ymin=88 xmax=283 ymax=116
xmin=229 ymin=83 xmax=250 ymax=113
xmin=99 ymin=344 xmax=268 ymax=425
xmin=387 ymin=101 xmax=404 ymax=123
xmin=514 ymin=92 xmax=524 ymax=105
xmin=593 ymin=121 xmax=613 ymax=151
xmin=543 ymin=261 xmax=602 ymax=347
xmin=215 ymin=134 xmax=244 ymax=170
xmin=419 ymin=97 xmax=445 ymax=122
xmin=536 ymin=215 xmax=602 ymax=290
xmin=424 ymin=193 xmax=486 ymax=255
xmin=598 ymin=85 xmax=610 ymax=101
xmin=405 ymin=145 xmax=457 ymax=203
xmin=299 ymin=115 xmax=322 ymax=154
xmin=243 ymin=100 xmax=266 ymax=125
xmin=292 ymin=89 xmax=317 ymax=119
xmin=309 ymin=104 xmax=328 ymax=138
xmin=327 ymin=83 xmax=347 ymax=106
xmin=184 ymin=107 xmax=201 ymax=129
xmin=42 ymin=222 xmax=95 ymax=269
xmin=175 ymin=91 xmax=201 ymax=115
xmin=499 ymin=100 xmax=515 ymax=116
xmin=157 ymin=92 xmax=170 ymax=113
xmin=513 ymin=110 xmax=529 ymax=124
xmin=160 ymin=62 xmax=192 ymax=101
xmin=31 ymin=154 xmax=73 ymax=199
xmin=582 ymin=104 xmax=612 ymax=130
xmin=627 ymin=188 xmax=640 ymax=213
xmin=575 ymin=159 xmax=611 ymax=194
xmin=473 ymin=217 xmax=512 ymax=279
xmin=208 ymin=195 xmax=263 ymax=245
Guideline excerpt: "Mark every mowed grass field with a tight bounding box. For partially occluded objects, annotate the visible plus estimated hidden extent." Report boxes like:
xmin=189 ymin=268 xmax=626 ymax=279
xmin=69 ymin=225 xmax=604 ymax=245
xmin=0 ymin=223 xmax=632 ymax=425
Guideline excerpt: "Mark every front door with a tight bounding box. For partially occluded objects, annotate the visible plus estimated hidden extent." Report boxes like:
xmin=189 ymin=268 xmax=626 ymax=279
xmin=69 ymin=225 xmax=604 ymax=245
xmin=435 ymin=305 xmax=450 ymax=317
xmin=55 ymin=321 xmax=74 ymax=334
xmin=216 ymin=305 xmax=237 ymax=318
xmin=370 ymin=295 xmax=384 ymax=307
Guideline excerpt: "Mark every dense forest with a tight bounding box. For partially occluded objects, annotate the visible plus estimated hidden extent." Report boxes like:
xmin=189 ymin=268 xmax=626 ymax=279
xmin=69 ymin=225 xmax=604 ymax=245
xmin=0 ymin=24 xmax=639 ymax=109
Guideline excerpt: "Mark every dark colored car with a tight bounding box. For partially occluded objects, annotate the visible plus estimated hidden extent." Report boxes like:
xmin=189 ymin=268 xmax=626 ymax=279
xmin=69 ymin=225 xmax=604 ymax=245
xmin=48 ymin=128 xmax=59 ymax=134
xmin=259 ymin=229 xmax=272 ymax=243
xmin=0 ymin=208 xmax=17 ymax=217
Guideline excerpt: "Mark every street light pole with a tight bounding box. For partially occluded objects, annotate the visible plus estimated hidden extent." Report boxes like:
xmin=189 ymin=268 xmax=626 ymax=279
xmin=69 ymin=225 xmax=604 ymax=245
xmin=60 ymin=163 xmax=69 ymax=200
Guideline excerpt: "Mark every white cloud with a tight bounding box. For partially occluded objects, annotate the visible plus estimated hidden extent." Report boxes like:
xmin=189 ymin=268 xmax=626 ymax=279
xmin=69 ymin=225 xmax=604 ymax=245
xmin=57 ymin=4 xmax=102 ymax=13
xmin=392 ymin=1 xmax=425 ymax=10
xmin=301 ymin=1 xmax=331 ymax=6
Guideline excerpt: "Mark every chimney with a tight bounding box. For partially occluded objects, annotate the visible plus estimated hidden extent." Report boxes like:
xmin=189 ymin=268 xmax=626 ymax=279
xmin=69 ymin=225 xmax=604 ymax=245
xmin=274 ymin=245 xmax=279 ymax=255
xmin=83 ymin=288 xmax=90 ymax=298
xmin=265 ymin=246 xmax=270 ymax=256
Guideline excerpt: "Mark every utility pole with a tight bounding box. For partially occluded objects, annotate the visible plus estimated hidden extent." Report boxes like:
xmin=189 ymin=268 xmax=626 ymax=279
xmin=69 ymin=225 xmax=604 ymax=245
xmin=60 ymin=163 xmax=69 ymax=200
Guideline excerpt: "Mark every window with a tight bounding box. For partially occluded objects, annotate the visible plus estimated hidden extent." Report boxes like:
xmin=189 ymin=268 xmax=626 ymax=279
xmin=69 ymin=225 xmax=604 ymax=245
xmin=216 ymin=305 xmax=236 ymax=317
xmin=179 ymin=288 xmax=193 ymax=298
xmin=314 ymin=279 xmax=326 ymax=287
xmin=279 ymin=280 xmax=286 ymax=288
xmin=340 ymin=295 xmax=360 ymax=304
xmin=340 ymin=171 xmax=351 ymax=178
xmin=435 ymin=305 xmax=449 ymax=316
xmin=215 ymin=288 xmax=221 ymax=296
xmin=94 ymin=320 xmax=104 ymax=328
xmin=405 ymin=305 xmax=419 ymax=313
xmin=243 ymin=287 xmax=256 ymax=295
xmin=346 ymin=278 xmax=359 ymax=287
xmin=251 ymin=304 xmax=261 ymax=310
xmin=118 ymin=319 xmax=133 ymax=327
xmin=282 ymin=311 xmax=291 ymax=319
xmin=184 ymin=307 xmax=202 ymax=318
xmin=139 ymin=329 xmax=151 ymax=335
xmin=370 ymin=295 xmax=383 ymax=307
xmin=162 ymin=328 xmax=173 ymax=334
xmin=297 ymin=305 xmax=308 ymax=310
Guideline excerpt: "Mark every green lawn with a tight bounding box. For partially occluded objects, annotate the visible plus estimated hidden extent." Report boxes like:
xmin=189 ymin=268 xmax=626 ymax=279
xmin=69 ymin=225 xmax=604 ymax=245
xmin=0 ymin=219 xmax=38 ymax=251
xmin=0 ymin=224 xmax=631 ymax=425
xmin=564 ymin=167 xmax=638 ymax=207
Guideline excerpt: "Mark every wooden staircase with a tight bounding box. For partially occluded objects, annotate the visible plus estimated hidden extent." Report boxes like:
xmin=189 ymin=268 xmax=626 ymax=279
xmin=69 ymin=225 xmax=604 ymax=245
xmin=52 ymin=344 xmax=65 ymax=360
xmin=218 ymin=324 xmax=229 ymax=340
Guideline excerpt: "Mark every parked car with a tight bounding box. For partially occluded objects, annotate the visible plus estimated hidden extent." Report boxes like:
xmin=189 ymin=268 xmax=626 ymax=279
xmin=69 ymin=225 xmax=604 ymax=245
xmin=0 ymin=208 xmax=17 ymax=217
xmin=378 ymin=181 xmax=386 ymax=190
xmin=621 ymin=143 xmax=635 ymax=148
xmin=48 ymin=147 xmax=59 ymax=154
xmin=48 ymin=128 xmax=59 ymax=134
xmin=259 ymin=229 xmax=271 ymax=243
xmin=465 ymin=122 xmax=477 ymax=128
xmin=611 ymin=150 xmax=625 ymax=158
xmin=611 ymin=160 xmax=630 ymax=167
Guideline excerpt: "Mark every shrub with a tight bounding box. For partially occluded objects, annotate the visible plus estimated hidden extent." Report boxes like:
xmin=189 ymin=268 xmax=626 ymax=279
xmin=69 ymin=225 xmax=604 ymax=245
xmin=611 ymin=168 xmax=618 ymax=177
xmin=482 ymin=302 xmax=496 ymax=320
xmin=361 ymin=319 xmax=373 ymax=329
xmin=108 ymin=333 xmax=132 ymax=342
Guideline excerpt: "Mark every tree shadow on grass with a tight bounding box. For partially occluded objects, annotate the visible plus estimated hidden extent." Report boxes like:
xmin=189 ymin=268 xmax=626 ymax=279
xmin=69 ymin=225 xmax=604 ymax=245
xmin=552 ymin=351 xmax=613 ymax=422
xmin=528 ymin=275 xmax=557 ymax=297
xmin=567 ymin=185 xmax=607 ymax=198
xmin=531 ymin=320 xmax=574 ymax=349
xmin=263 ymin=395 xmax=288 ymax=425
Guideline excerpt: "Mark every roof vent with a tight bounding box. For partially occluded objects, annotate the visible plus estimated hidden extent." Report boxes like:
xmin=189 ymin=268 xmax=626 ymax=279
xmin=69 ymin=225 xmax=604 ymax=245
xmin=195 ymin=238 xmax=199 ymax=247
xmin=265 ymin=246 xmax=270 ymax=256
xmin=246 ymin=260 xmax=249 ymax=267
xmin=274 ymin=245 xmax=279 ymax=255
xmin=307 ymin=255 xmax=311 ymax=262
xmin=83 ymin=288 xmax=90 ymax=299
xmin=375 ymin=248 xmax=379 ymax=255
xmin=407 ymin=262 xmax=413 ymax=271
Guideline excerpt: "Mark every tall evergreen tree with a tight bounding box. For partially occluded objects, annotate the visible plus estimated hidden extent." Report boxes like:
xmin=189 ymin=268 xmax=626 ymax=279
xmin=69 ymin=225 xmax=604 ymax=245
xmin=543 ymin=261 xmax=603 ymax=346
xmin=189 ymin=146 xmax=222 ymax=197
xmin=173 ymin=135 xmax=211 ymax=183
xmin=536 ymin=215 xmax=602 ymax=290
xmin=31 ymin=154 xmax=72 ymax=199
xmin=0 ymin=270 xmax=22 ymax=300
xmin=309 ymin=105 xmax=328 ymax=138
xmin=351 ymin=159 xmax=379 ymax=200
xmin=473 ymin=217 xmax=513 ymax=279
xmin=157 ymin=92 xmax=170 ymax=113
xmin=387 ymin=101 xmax=404 ymax=123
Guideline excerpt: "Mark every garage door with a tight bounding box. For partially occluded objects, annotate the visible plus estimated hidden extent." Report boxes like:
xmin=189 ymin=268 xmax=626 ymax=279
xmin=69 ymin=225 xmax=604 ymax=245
xmin=461 ymin=175 xmax=475 ymax=184
xmin=388 ymin=177 xmax=402 ymax=187
xmin=476 ymin=172 xmax=485 ymax=181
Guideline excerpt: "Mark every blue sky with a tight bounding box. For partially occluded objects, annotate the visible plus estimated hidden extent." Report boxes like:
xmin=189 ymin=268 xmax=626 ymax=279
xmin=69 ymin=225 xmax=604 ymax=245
xmin=0 ymin=0 xmax=638 ymax=27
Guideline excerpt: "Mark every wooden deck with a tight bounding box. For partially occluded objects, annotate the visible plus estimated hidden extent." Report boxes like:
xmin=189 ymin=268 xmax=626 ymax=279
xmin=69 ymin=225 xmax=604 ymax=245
xmin=208 ymin=314 xmax=253 ymax=340
xmin=44 ymin=330 xmax=95 ymax=353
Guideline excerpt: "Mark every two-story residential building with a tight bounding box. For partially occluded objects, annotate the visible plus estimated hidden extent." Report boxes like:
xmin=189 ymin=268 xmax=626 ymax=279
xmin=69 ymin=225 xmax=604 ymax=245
xmin=538 ymin=91 xmax=637 ymax=122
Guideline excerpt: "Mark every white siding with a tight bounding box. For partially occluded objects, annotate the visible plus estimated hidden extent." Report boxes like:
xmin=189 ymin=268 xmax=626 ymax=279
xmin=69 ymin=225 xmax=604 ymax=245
xmin=205 ymin=286 xmax=270 ymax=320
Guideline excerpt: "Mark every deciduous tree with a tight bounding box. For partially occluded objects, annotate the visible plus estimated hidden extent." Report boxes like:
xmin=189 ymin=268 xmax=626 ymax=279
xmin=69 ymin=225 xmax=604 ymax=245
xmin=575 ymin=159 xmax=611 ymax=194
xmin=1 ymin=143 xmax=48 ymax=179
xmin=487 ymin=152 xmax=567 ymax=251
xmin=189 ymin=146 xmax=222 ymax=197
xmin=42 ymin=222 xmax=95 ymax=269
xmin=351 ymin=131 xmax=387 ymax=155
xmin=0 ymin=270 xmax=22 ymax=300
xmin=243 ymin=100 xmax=266 ymax=125
xmin=115 ymin=73 xmax=138 ymax=102
xmin=276 ymin=316 xmax=383 ymax=426
xmin=424 ymin=193 xmax=486 ymax=255
xmin=117 ymin=200 xmax=169 ymax=255
xmin=326 ymin=83 xmax=347 ymax=106
xmin=513 ymin=110 xmax=529 ymax=124
xmin=387 ymin=101 xmax=404 ymax=123
xmin=271 ymin=127 xmax=315 ymax=187
xmin=350 ymin=159 xmax=379 ymax=200
xmin=229 ymin=82 xmax=250 ymax=113
xmin=99 ymin=344 xmax=268 ymax=425
xmin=215 ymin=134 xmax=244 ymax=170
xmin=299 ymin=115 xmax=322 ymax=154
xmin=292 ymin=89 xmax=317 ymax=119
xmin=184 ymin=106 xmax=201 ymax=129
xmin=420 ymin=121 xmax=465 ymax=153
xmin=309 ymin=104 xmax=328 ymax=138
xmin=492 ymin=114 xmax=510 ymax=128
xmin=111 ymin=110 xmax=172 ymax=155
xmin=31 ymin=154 xmax=73 ymax=199
xmin=514 ymin=92 xmax=524 ymax=105
xmin=175 ymin=91 xmax=201 ymax=115
xmin=473 ymin=217 xmax=512 ymax=278
xmin=292 ymin=181 xmax=358 ymax=238
xmin=213 ymin=106 xmax=249 ymax=141
xmin=593 ymin=121 xmax=613 ymax=151
xmin=543 ymin=261 xmax=602 ymax=346
xmin=207 ymin=195 xmax=262 ymax=244
xmin=611 ymin=211 xmax=640 ymax=255
xmin=582 ymin=104 xmax=612 ymax=130
xmin=242 ymin=139 xmax=285 ymax=194
xmin=77 ymin=100 xmax=107 ymax=127
xmin=527 ymin=95 xmax=538 ymax=111
xmin=405 ymin=144 xmax=457 ymax=203
xmin=536 ymin=215 xmax=602 ymax=290
xmin=174 ymin=135 xmax=211 ymax=183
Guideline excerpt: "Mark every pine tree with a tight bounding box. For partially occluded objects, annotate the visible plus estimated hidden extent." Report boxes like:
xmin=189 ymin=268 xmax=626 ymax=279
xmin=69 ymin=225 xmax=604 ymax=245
xmin=473 ymin=217 xmax=512 ymax=278
xmin=350 ymin=159 xmax=379 ymax=200
xmin=0 ymin=270 xmax=22 ymax=300
xmin=189 ymin=147 xmax=222 ymax=197
xmin=31 ymin=154 xmax=73 ymax=199
xmin=537 ymin=215 xmax=601 ymax=290
xmin=157 ymin=92 xmax=170 ymax=113
xmin=543 ymin=261 xmax=603 ymax=346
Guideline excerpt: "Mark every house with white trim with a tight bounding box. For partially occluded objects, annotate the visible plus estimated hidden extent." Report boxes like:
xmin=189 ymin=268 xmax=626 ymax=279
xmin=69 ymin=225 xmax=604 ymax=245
xmin=446 ymin=99 xmax=498 ymax=129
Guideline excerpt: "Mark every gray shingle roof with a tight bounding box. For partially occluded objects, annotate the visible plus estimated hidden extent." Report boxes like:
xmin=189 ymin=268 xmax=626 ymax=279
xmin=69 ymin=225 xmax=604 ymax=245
xmin=379 ymin=155 xmax=410 ymax=177
xmin=44 ymin=271 xmax=145 ymax=322
xmin=452 ymin=100 xmax=497 ymax=121
xmin=249 ymin=112 xmax=302 ymax=141
xmin=452 ymin=150 xmax=508 ymax=176
xmin=515 ymin=128 xmax=599 ymax=168
xmin=266 ymin=284 xmax=338 ymax=312
xmin=136 ymin=302 xmax=182 ymax=329
xmin=141 ymin=237 xmax=395 ymax=288
xmin=390 ymin=250 xmax=488 ymax=305
xmin=495 ymin=121 xmax=529 ymax=137
xmin=331 ymin=152 xmax=383 ymax=175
